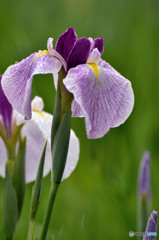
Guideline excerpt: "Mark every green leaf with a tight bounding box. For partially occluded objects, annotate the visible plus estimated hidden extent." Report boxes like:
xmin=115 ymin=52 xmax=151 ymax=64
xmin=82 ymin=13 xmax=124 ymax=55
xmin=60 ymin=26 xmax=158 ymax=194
xmin=52 ymin=110 xmax=71 ymax=184
xmin=3 ymin=166 xmax=18 ymax=240
xmin=30 ymin=141 xmax=47 ymax=220
xmin=13 ymin=137 xmax=26 ymax=216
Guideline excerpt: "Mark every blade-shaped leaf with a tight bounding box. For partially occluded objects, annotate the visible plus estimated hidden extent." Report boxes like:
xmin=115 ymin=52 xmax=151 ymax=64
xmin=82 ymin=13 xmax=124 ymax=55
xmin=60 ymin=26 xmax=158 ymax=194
xmin=30 ymin=141 xmax=47 ymax=219
xmin=13 ymin=137 xmax=26 ymax=216
xmin=52 ymin=110 xmax=71 ymax=184
xmin=3 ymin=165 xmax=18 ymax=240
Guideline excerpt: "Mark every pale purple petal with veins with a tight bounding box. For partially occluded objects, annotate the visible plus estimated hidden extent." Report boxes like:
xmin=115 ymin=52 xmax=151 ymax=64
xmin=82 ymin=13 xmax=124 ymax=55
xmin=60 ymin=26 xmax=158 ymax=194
xmin=63 ymin=60 xmax=134 ymax=139
xmin=55 ymin=27 xmax=77 ymax=62
xmin=143 ymin=210 xmax=158 ymax=240
xmin=0 ymin=75 xmax=12 ymax=136
xmin=138 ymin=151 xmax=151 ymax=200
xmin=2 ymin=51 xmax=62 ymax=120
xmin=71 ymin=100 xmax=84 ymax=118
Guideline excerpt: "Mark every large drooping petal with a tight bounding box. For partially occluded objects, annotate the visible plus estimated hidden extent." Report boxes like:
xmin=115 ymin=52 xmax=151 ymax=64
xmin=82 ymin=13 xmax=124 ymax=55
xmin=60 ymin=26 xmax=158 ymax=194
xmin=0 ymin=75 xmax=13 ymax=136
xmin=0 ymin=137 xmax=7 ymax=178
xmin=18 ymin=96 xmax=80 ymax=182
xmin=55 ymin=27 xmax=77 ymax=62
xmin=1 ymin=48 xmax=62 ymax=120
xmin=63 ymin=60 xmax=134 ymax=139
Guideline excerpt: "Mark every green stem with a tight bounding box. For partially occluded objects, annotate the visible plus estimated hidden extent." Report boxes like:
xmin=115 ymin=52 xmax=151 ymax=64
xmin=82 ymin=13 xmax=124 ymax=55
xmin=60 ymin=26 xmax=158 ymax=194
xmin=39 ymin=182 xmax=59 ymax=240
xmin=27 ymin=218 xmax=35 ymax=240
xmin=30 ymin=219 xmax=35 ymax=240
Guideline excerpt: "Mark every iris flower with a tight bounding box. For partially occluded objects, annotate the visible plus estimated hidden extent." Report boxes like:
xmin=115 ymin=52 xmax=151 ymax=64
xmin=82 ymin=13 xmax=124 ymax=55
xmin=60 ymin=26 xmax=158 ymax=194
xmin=0 ymin=75 xmax=79 ymax=182
xmin=1 ymin=27 xmax=134 ymax=139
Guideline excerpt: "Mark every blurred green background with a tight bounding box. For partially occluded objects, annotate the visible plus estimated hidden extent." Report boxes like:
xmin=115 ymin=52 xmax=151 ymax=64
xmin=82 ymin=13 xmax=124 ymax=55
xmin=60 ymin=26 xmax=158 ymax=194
xmin=0 ymin=0 xmax=159 ymax=239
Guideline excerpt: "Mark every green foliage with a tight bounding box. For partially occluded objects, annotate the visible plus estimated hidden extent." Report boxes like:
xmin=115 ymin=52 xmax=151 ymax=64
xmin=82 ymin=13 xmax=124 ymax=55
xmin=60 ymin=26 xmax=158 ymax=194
xmin=13 ymin=137 xmax=26 ymax=216
xmin=30 ymin=142 xmax=47 ymax=220
xmin=52 ymin=110 xmax=71 ymax=183
xmin=3 ymin=166 xmax=18 ymax=240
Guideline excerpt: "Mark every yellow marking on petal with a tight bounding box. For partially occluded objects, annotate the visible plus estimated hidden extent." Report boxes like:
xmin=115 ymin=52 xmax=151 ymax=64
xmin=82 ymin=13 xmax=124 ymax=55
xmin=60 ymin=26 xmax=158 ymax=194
xmin=33 ymin=110 xmax=48 ymax=121
xmin=87 ymin=63 xmax=99 ymax=80
xmin=34 ymin=50 xmax=50 ymax=61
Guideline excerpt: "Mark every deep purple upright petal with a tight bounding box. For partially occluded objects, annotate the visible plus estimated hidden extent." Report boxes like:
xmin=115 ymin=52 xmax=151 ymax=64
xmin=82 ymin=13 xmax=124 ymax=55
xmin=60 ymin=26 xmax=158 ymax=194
xmin=143 ymin=210 xmax=158 ymax=240
xmin=67 ymin=37 xmax=92 ymax=70
xmin=55 ymin=27 xmax=77 ymax=62
xmin=94 ymin=38 xmax=104 ymax=54
xmin=0 ymin=75 xmax=12 ymax=136
xmin=138 ymin=152 xmax=151 ymax=200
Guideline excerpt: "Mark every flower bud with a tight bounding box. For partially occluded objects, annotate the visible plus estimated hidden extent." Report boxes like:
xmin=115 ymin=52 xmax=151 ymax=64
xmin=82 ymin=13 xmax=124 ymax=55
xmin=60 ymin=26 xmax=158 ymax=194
xmin=138 ymin=152 xmax=151 ymax=201
xmin=143 ymin=210 xmax=158 ymax=240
